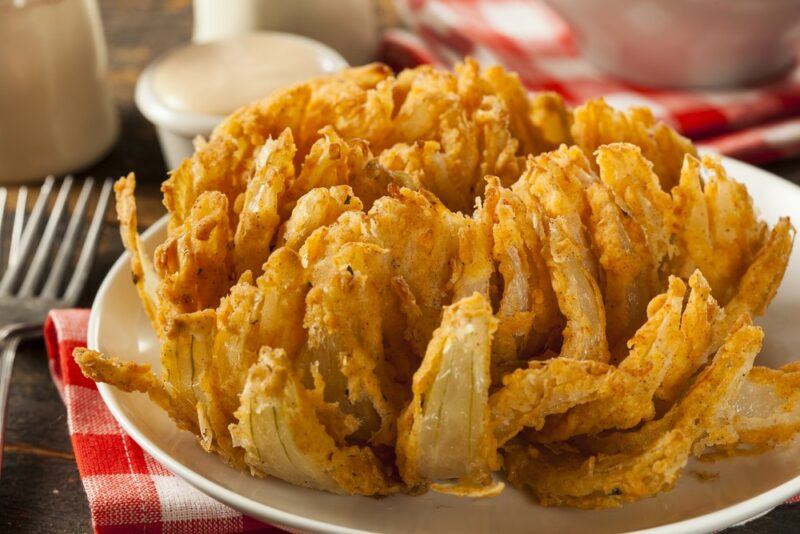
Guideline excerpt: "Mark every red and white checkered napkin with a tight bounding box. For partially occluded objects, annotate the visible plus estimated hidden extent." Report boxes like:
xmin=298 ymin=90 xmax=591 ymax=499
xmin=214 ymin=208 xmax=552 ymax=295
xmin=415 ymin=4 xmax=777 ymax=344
xmin=44 ymin=309 xmax=281 ymax=534
xmin=381 ymin=0 xmax=800 ymax=164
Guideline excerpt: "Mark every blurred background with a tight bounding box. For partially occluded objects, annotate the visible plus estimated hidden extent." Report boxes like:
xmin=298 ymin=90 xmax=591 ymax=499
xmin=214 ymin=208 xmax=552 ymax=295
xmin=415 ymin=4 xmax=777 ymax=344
xmin=3 ymin=0 xmax=800 ymax=193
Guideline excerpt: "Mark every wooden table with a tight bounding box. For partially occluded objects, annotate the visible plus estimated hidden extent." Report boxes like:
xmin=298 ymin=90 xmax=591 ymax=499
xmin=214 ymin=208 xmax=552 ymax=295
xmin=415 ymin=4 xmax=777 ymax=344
xmin=1 ymin=1 xmax=800 ymax=532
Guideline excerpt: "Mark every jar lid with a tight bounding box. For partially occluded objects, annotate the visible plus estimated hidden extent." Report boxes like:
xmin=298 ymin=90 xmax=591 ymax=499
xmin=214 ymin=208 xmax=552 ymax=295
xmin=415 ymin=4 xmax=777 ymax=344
xmin=136 ymin=32 xmax=348 ymax=136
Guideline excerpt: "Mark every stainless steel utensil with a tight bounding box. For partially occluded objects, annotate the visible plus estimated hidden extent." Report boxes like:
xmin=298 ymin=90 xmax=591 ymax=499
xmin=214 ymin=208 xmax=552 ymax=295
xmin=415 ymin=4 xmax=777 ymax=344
xmin=0 ymin=175 xmax=113 ymax=476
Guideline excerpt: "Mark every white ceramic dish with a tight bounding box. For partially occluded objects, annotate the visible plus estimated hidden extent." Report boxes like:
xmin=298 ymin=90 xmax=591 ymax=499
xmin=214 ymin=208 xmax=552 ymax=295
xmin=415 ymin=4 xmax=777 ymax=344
xmin=89 ymin=156 xmax=800 ymax=533
xmin=543 ymin=0 xmax=800 ymax=88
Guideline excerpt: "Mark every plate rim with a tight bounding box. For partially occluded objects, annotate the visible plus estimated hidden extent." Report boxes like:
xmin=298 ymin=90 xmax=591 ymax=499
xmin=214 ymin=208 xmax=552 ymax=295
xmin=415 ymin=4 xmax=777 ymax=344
xmin=89 ymin=156 xmax=800 ymax=534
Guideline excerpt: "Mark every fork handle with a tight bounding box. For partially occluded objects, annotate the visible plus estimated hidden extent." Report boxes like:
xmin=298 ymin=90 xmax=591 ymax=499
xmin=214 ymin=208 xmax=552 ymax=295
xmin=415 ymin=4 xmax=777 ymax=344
xmin=0 ymin=323 xmax=41 ymax=344
xmin=0 ymin=324 xmax=43 ymax=478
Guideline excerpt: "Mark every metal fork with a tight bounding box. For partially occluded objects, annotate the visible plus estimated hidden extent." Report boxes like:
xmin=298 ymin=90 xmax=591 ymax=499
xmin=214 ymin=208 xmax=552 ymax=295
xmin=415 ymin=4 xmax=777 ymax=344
xmin=0 ymin=175 xmax=113 ymax=476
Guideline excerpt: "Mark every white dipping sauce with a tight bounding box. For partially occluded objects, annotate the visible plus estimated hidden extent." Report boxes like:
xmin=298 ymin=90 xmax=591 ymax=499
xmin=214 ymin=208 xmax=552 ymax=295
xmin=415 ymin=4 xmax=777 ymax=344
xmin=151 ymin=33 xmax=348 ymax=117
xmin=136 ymin=32 xmax=348 ymax=170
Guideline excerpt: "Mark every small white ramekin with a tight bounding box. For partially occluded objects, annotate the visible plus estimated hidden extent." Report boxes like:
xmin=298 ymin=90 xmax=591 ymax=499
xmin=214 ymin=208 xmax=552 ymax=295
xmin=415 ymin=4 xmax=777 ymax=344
xmin=135 ymin=32 xmax=348 ymax=171
xmin=135 ymin=63 xmax=221 ymax=171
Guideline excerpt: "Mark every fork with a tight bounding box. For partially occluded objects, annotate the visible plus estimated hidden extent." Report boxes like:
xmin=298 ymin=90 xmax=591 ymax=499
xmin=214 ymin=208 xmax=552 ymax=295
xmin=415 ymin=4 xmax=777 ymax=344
xmin=0 ymin=175 xmax=113 ymax=476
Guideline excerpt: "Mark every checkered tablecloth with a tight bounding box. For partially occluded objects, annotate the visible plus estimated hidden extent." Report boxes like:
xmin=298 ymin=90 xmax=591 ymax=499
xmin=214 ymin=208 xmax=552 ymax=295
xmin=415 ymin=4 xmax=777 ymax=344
xmin=381 ymin=0 xmax=800 ymax=164
xmin=44 ymin=309 xmax=280 ymax=534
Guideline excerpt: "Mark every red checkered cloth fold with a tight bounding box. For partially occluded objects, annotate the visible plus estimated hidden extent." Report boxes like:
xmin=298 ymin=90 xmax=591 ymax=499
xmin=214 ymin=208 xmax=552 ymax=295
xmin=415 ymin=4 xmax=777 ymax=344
xmin=44 ymin=309 xmax=281 ymax=534
xmin=381 ymin=0 xmax=800 ymax=164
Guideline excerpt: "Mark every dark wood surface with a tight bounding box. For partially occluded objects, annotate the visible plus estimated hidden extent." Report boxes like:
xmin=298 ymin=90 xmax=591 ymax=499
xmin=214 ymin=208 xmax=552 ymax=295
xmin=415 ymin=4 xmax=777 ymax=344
xmin=0 ymin=2 xmax=190 ymax=532
xmin=2 ymin=1 xmax=800 ymax=532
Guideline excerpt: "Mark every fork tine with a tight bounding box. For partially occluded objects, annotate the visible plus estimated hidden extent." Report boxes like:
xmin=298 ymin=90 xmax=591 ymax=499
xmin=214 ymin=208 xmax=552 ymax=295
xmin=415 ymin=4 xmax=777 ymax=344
xmin=0 ymin=188 xmax=7 ymax=272
xmin=18 ymin=177 xmax=74 ymax=297
xmin=40 ymin=179 xmax=95 ymax=299
xmin=9 ymin=186 xmax=27 ymax=264
xmin=0 ymin=177 xmax=54 ymax=296
xmin=62 ymin=178 xmax=113 ymax=305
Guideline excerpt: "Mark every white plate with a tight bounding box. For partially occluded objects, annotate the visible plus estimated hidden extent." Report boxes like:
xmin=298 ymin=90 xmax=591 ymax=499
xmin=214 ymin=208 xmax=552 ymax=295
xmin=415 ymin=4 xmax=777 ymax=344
xmin=89 ymin=156 xmax=800 ymax=534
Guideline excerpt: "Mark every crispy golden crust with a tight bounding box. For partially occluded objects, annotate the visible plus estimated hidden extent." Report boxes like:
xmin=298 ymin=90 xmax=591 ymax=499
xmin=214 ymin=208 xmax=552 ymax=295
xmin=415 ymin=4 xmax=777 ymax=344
xmin=534 ymin=277 xmax=688 ymax=442
xmin=114 ymin=174 xmax=160 ymax=333
xmin=397 ymin=293 xmax=501 ymax=496
xmin=585 ymin=179 xmax=659 ymax=353
xmin=214 ymin=248 xmax=309 ymax=417
xmin=596 ymin=143 xmax=675 ymax=273
xmin=233 ymin=129 xmax=296 ymax=275
xmin=505 ymin=324 xmax=762 ymax=508
xmin=656 ymin=271 xmax=722 ymax=403
xmin=572 ymin=99 xmax=696 ymax=190
xmin=486 ymin=179 xmax=561 ymax=366
xmin=81 ymin=60 xmax=799 ymax=503
xmin=231 ymin=347 xmax=399 ymax=495
xmin=546 ymin=216 xmax=610 ymax=362
xmin=670 ymin=154 xmax=768 ymax=303
xmin=74 ymin=348 xmax=167 ymax=405
xmin=490 ymin=358 xmax=613 ymax=447
xmin=713 ymin=217 xmax=795 ymax=347
xmin=154 ymin=191 xmax=234 ymax=327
